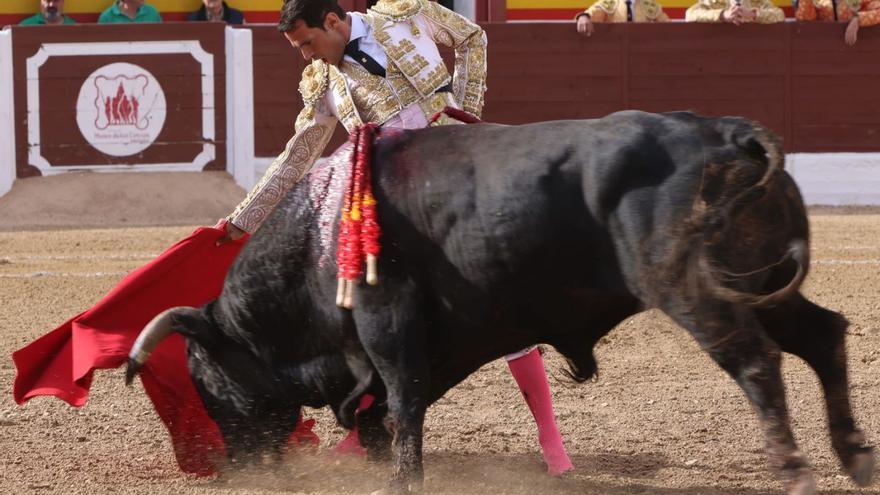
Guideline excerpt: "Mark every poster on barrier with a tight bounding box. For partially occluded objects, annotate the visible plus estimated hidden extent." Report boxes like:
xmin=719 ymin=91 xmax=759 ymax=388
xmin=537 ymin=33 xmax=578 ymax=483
xmin=10 ymin=23 xmax=226 ymax=177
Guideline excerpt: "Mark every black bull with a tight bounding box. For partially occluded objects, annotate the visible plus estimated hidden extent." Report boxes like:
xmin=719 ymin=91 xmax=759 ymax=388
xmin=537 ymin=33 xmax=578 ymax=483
xmin=127 ymin=110 xmax=873 ymax=494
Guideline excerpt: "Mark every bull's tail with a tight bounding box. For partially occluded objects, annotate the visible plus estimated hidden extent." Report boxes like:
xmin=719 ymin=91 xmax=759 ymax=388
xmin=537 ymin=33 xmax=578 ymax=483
xmin=690 ymin=121 xmax=807 ymax=308
xmin=698 ymin=239 xmax=808 ymax=308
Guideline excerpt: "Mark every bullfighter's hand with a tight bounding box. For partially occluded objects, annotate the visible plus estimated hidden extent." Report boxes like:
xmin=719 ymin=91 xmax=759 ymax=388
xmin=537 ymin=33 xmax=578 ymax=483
xmin=576 ymin=14 xmax=594 ymax=36
xmin=215 ymin=219 xmax=246 ymax=246
xmin=845 ymin=17 xmax=859 ymax=46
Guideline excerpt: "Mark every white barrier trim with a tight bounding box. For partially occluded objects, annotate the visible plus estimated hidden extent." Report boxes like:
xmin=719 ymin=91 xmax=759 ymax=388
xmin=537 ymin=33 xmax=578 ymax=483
xmin=0 ymin=29 xmax=15 ymax=198
xmin=786 ymin=153 xmax=880 ymax=205
xmin=225 ymin=27 xmax=256 ymax=191
xmin=25 ymin=40 xmax=216 ymax=173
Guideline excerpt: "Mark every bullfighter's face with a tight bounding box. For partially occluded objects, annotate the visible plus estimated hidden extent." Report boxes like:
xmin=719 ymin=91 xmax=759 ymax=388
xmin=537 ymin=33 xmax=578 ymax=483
xmin=284 ymin=14 xmax=348 ymax=66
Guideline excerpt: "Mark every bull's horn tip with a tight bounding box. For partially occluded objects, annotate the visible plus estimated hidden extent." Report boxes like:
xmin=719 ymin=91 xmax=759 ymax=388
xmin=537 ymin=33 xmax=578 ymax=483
xmin=124 ymin=359 xmax=141 ymax=386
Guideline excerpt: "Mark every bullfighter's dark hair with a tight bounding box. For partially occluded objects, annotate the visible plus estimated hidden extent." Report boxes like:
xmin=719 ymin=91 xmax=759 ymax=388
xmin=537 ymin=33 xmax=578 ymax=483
xmin=278 ymin=0 xmax=346 ymax=32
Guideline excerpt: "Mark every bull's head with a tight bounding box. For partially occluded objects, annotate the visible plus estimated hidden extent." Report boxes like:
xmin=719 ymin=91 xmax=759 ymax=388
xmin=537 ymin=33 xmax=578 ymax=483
xmin=125 ymin=307 xmax=305 ymax=466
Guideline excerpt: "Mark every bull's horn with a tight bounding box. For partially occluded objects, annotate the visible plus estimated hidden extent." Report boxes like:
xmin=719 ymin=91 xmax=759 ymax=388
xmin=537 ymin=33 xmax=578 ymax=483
xmin=124 ymin=307 xmax=194 ymax=385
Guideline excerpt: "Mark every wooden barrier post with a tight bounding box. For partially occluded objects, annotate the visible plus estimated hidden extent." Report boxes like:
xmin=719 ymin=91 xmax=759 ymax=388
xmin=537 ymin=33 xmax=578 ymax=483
xmin=225 ymin=26 xmax=256 ymax=191
xmin=0 ymin=29 xmax=13 ymax=197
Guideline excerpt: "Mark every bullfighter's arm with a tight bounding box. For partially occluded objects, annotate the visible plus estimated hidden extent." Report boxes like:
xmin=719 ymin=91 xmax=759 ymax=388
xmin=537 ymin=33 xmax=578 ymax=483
xmin=420 ymin=0 xmax=487 ymax=117
xmin=227 ymin=103 xmax=337 ymax=233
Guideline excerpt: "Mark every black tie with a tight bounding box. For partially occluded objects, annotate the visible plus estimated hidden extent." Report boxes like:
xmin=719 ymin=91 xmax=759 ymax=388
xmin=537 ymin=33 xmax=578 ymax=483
xmin=344 ymin=38 xmax=386 ymax=78
xmin=626 ymin=0 xmax=633 ymax=21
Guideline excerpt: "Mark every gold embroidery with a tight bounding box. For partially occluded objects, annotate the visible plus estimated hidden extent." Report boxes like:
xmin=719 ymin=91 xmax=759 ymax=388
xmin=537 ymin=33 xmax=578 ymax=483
xmin=340 ymin=62 xmax=402 ymax=127
xmin=422 ymin=0 xmax=482 ymax=41
xmin=229 ymin=124 xmax=332 ymax=232
xmin=418 ymin=92 xmax=458 ymax=126
xmin=397 ymin=53 xmax=430 ymax=77
xmin=371 ymin=20 xmax=392 ymax=44
xmin=386 ymin=63 xmax=420 ymax=105
xmin=450 ymin=32 xmax=486 ymax=116
xmin=420 ymin=0 xmax=486 ymax=115
xmin=369 ymin=0 xmax=423 ymax=21
xmin=415 ymin=63 xmax=450 ymax=96
xmin=435 ymin=29 xmax=453 ymax=46
xmin=329 ymin=66 xmax=363 ymax=131
xmin=384 ymin=38 xmax=417 ymax=61
xmin=298 ymin=60 xmax=329 ymax=120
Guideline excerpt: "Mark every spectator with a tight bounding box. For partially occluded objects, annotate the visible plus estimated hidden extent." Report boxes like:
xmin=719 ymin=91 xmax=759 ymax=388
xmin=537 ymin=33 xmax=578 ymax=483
xmin=686 ymin=0 xmax=784 ymax=23
xmin=576 ymin=0 xmax=669 ymax=36
xmin=796 ymin=0 xmax=880 ymax=45
xmin=98 ymin=0 xmax=162 ymax=23
xmin=187 ymin=0 xmax=245 ymax=25
xmin=20 ymin=0 xmax=75 ymax=25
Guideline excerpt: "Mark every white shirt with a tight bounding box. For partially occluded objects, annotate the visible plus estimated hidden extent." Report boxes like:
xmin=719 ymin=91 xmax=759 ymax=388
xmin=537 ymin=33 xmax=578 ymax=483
xmin=345 ymin=12 xmax=388 ymax=70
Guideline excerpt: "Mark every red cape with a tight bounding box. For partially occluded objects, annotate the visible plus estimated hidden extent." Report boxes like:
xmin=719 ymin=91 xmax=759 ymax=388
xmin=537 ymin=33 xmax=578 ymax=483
xmin=12 ymin=225 xmax=318 ymax=476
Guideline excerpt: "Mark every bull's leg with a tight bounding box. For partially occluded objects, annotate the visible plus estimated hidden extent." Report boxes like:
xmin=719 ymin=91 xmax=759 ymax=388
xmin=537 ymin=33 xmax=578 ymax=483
xmin=355 ymin=285 xmax=429 ymax=494
xmin=358 ymin=399 xmax=394 ymax=462
xmin=757 ymin=293 xmax=874 ymax=486
xmin=668 ymin=301 xmax=816 ymax=495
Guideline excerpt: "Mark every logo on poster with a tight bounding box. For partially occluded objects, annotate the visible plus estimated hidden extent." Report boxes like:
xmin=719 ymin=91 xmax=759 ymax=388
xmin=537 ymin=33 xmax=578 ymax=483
xmin=76 ymin=62 xmax=166 ymax=157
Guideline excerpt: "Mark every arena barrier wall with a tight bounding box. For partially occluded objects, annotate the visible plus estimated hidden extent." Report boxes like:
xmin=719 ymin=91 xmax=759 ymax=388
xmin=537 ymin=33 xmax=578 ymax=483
xmin=1 ymin=22 xmax=879 ymax=204
xmin=245 ymin=22 xmax=880 ymax=204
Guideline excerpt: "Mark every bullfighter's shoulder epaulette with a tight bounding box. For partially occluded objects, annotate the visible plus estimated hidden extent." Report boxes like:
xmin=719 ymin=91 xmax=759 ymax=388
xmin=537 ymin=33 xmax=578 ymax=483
xmin=368 ymin=0 xmax=425 ymax=22
xmin=298 ymin=59 xmax=329 ymax=110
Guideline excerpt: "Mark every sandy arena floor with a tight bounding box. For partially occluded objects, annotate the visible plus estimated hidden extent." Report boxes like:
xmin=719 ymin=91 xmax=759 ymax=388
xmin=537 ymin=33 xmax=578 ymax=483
xmin=1 ymin=213 xmax=879 ymax=495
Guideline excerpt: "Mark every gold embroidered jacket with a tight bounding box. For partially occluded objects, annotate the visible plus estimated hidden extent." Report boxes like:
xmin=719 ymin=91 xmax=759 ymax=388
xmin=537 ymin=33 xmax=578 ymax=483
xmin=685 ymin=0 xmax=785 ymax=22
xmin=228 ymin=0 xmax=487 ymax=233
xmin=577 ymin=0 xmax=670 ymax=22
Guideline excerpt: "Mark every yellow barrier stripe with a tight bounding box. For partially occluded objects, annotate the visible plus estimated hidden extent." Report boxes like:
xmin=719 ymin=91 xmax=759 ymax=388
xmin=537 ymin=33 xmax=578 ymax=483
xmin=0 ymin=0 xmax=281 ymax=15
xmin=509 ymin=0 xmax=791 ymax=8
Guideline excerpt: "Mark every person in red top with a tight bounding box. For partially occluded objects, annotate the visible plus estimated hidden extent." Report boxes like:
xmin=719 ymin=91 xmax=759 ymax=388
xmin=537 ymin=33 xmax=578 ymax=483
xmin=796 ymin=0 xmax=880 ymax=45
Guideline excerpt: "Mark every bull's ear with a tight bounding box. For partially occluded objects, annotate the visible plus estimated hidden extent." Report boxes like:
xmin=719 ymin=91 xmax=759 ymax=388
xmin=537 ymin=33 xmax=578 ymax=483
xmin=169 ymin=308 xmax=218 ymax=347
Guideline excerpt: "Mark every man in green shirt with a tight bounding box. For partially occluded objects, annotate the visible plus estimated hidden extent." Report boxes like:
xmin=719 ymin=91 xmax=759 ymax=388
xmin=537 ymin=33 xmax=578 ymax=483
xmin=20 ymin=0 xmax=76 ymax=25
xmin=98 ymin=0 xmax=163 ymax=23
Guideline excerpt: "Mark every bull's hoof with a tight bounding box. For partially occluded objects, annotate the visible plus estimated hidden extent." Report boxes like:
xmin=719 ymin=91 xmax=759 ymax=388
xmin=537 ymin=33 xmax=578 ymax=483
xmin=786 ymin=475 xmax=816 ymax=495
xmin=845 ymin=449 xmax=874 ymax=487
